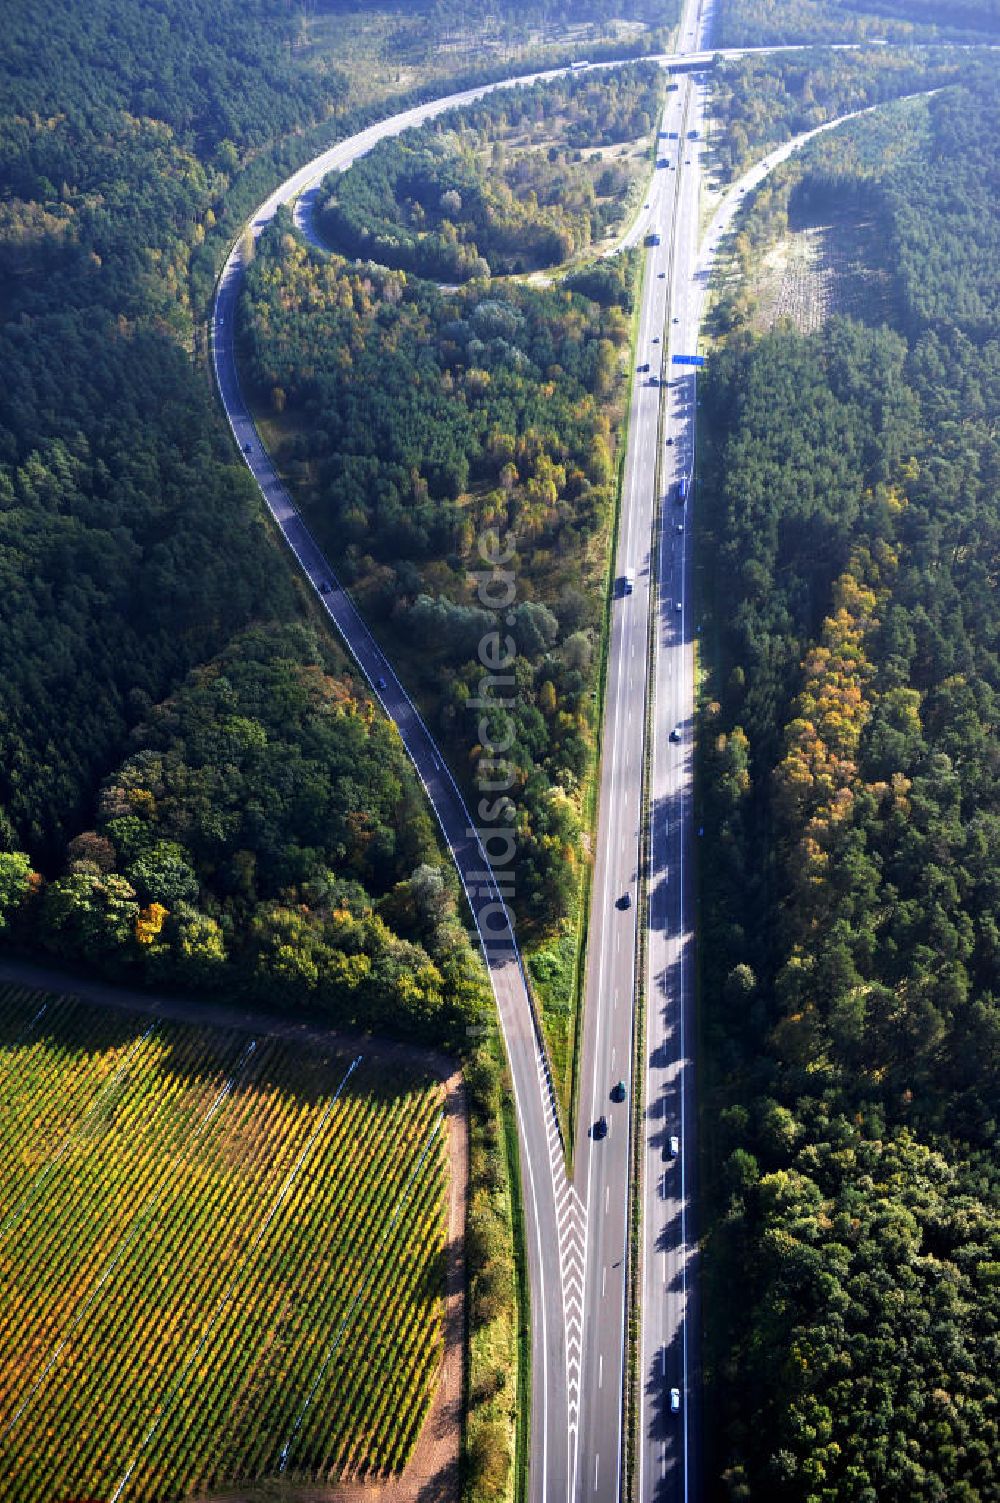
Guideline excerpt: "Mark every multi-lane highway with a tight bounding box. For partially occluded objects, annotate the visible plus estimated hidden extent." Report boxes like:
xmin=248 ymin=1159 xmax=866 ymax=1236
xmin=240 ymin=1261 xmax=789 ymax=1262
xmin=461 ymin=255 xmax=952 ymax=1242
xmin=639 ymin=47 xmax=709 ymax=1503
xmin=634 ymin=47 xmax=898 ymax=1503
xmin=210 ymin=22 xmax=894 ymax=1501
xmin=575 ymin=2 xmax=712 ymax=1499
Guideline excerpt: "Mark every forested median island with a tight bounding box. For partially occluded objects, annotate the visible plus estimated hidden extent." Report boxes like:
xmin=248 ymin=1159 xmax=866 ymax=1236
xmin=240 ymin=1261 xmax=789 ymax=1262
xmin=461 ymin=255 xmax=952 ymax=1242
xmin=317 ymin=64 xmax=663 ymax=279
xmin=699 ymin=73 xmax=1000 ymax=1501
xmin=240 ymin=209 xmax=638 ymax=1085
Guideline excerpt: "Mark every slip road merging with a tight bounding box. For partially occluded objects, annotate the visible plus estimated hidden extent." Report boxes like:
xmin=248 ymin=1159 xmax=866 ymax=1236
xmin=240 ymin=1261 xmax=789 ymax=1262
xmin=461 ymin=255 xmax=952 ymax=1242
xmin=211 ymin=26 xmax=888 ymax=1500
xmin=211 ymin=76 xmax=586 ymax=1503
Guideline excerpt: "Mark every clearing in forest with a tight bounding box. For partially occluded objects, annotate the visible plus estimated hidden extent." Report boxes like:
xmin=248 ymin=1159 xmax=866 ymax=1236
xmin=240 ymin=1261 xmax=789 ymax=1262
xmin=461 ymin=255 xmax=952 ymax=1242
xmin=750 ymin=203 xmax=894 ymax=333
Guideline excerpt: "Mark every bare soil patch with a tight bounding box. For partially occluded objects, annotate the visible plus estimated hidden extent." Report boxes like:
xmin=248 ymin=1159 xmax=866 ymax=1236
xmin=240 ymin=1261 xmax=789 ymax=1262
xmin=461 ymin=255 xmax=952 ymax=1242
xmin=751 ymin=207 xmax=894 ymax=333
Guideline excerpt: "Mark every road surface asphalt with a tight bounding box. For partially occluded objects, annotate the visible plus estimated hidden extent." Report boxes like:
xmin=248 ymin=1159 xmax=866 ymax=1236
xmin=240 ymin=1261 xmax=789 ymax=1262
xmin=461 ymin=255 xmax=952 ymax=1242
xmin=574 ymin=1 xmax=712 ymax=1499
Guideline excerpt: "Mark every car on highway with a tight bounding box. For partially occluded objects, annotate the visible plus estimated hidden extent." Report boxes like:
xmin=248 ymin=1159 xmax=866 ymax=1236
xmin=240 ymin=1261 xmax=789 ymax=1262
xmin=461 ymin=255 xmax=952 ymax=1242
xmin=320 ymin=580 xmax=333 ymax=594
xmin=611 ymin=1080 xmax=627 ymax=1103
xmin=243 ymin=442 xmax=252 ymax=454
xmin=658 ymin=271 xmax=666 ymax=278
xmin=638 ymin=362 xmax=650 ymax=372
xmin=669 ymin=725 xmax=682 ymax=743
xmin=675 ymin=600 xmax=683 ymax=613
xmin=675 ymin=522 xmax=684 ymax=533
xmin=376 ymin=676 xmax=387 ymax=690
xmin=594 ymin=1115 xmax=609 ymax=1140
xmin=617 ymin=891 xmax=632 ymax=910
xmin=666 ymin=436 xmax=674 ymax=445
xmin=668 ymin=1133 xmax=680 ymax=1158
xmin=652 ymin=335 xmax=660 ymax=343
xmin=671 ymin=1387 xmax=681 ymax=1413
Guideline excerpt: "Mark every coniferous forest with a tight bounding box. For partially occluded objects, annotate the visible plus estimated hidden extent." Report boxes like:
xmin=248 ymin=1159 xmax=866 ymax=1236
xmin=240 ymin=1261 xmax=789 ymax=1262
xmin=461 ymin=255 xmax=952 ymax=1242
xmin=0 ymin=1 xmax=510 ymax=1048
xmin=1 ymin=3 xmax=999 ymax=1498
xmin=700 ymin=67 xmax=1000 ymax=1501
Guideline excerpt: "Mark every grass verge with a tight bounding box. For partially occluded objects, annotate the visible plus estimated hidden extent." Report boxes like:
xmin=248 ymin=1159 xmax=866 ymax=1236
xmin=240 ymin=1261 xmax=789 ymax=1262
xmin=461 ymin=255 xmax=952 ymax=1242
xmin=464 ymin=1037 xmax=523 ymax=1503
xmin=503 ymin=1082 xmax=532 ymax=1503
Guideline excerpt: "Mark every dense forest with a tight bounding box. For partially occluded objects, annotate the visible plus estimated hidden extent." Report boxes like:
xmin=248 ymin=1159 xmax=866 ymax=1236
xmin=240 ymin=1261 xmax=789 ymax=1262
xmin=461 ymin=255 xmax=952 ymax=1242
xmin=708 ymin=46 xmax=967 ymax=182
xmin=2 ymin=626 xmax=488 ymax=1043
xmin=699 ymin=70 xmax=1000 ymax=1501
xmin=714 ymin=0 xmax=1000 ymax=48
xmin=239 ymin=200 xmax=638 ymax=1079
xmin=241 ymin=215 xmax=634 ymax=947
xmin=0 ymin=0 xmax=516 ymax=1051
xmin=318 ymin=65 xmax=662 ymax=278
xmin=0 ymin=0 xmax=344 ymax=869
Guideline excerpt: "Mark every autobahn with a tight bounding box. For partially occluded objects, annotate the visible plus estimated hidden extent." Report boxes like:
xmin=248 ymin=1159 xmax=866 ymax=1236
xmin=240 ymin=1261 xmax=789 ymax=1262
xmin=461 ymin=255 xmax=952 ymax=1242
xmin=574 ymin=1 xmax=713 ymax=1498
xmin=211 ymin=29 xmax=906 ymax=1502
xmin=635 ymin=56 xmax=911 ymax=1503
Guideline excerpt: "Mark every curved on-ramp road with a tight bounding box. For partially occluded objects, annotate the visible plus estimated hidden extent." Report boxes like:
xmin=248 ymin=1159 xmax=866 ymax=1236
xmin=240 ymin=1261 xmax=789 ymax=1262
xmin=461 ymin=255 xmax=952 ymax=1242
xmin=211 ymin=65 xmax=592 ymax=1503
xmin=211 ymin=35 xmax=915 ymax=1503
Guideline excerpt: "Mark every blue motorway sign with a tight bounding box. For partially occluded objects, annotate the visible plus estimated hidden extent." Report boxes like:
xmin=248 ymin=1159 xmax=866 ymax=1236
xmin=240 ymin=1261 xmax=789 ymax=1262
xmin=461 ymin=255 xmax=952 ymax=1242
xmin=671 ymin=354 xmax=706 ymax=366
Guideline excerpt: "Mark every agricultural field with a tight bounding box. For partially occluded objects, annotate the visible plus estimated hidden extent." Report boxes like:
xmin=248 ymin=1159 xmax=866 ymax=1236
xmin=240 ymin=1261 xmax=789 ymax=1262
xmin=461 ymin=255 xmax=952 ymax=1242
xmin=0 ymin=983 xmax=451 ymax=1502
